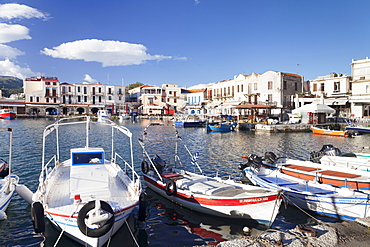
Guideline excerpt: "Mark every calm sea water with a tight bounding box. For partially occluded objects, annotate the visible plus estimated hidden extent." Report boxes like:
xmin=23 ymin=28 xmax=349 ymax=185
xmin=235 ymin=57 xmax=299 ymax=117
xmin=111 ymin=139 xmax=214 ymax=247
xmin=0 ymin=118 xmax=369 ymax=247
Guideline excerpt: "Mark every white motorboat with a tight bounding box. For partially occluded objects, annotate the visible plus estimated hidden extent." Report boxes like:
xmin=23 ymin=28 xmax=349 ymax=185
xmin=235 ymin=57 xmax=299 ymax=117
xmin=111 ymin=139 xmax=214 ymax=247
xmin=0 ymin=127 xmax=19 ymax=220
xmin=138 ymin=123 xmax=283 ymax=226
xmin=241 ymin=160 xmax=370 ymax=221
xmin=31 ymin=116 xmax=142 ymax=247
xmin=97 ymin=109 xmax=110 ymax=121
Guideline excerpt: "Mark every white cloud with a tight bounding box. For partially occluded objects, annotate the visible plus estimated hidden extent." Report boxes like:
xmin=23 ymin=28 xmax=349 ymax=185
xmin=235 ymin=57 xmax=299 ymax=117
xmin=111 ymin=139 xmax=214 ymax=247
xmin=0 ymin=23 xmax=31 ymax=43
xmin=84 ymin=74 xmax=97 ymax=83
xmin=0 ymin=59 xmax=35 ymax=79
xmin=0 ymin=3 xmax=48 ymax=20
xmin=41 ymin=39 xmax=179 ymax=67
xmin=0 ymin=44 xmax=24 ymax=59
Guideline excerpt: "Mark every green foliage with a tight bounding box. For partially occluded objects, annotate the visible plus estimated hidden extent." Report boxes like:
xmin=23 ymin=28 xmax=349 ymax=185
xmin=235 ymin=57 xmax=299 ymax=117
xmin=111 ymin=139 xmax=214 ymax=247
xmin=126 ymin=82 xmax=144 ymax=90
xmin=0 ymin=76 xmax=23 ymax=97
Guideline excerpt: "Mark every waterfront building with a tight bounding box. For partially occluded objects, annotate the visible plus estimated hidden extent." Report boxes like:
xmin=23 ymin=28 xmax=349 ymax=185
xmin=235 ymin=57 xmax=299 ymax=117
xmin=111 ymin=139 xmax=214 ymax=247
xmin=139 ymin=85 xmax=167 ymax=115
xmin=162 ymin=84 xmax=187 ymax=114
xmin=184 ymin=88 xmax=208 ymax=115
xmin=350 ymin=57 xmax=370 ymax=118
xmin=206 ymin=71 xmax=303 ymax=119
xmin=306 ymin=73 xmax=352 ymax=118
xmin=23 ymin=76 xmax=124 ymax=116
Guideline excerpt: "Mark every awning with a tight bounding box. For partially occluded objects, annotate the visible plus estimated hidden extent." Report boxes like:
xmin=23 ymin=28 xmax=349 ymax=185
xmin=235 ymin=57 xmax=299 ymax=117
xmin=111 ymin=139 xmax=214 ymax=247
xmin=293 ymin=103 xmax=334 ymax=114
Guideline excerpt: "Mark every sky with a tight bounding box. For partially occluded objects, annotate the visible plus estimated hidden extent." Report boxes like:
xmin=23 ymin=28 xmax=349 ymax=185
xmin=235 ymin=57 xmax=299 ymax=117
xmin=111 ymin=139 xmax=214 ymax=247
xmin=0 ymin=1 xmax=370 ymax=88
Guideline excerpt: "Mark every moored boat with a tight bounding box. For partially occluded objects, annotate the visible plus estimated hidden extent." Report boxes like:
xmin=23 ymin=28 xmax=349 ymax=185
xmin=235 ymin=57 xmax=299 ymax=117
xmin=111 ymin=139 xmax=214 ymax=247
xmin=31 ymin=116 xmax=142 ymax=247
xmin=174 ymin=115 xmax=206 ymax=127
xmin=0 ymin=109 xmax=16 ymax=120
xmin=0 ymin=127 xmax=19 ymax=220
xmin=244 ymin=152 xmax=370 ymax=193
xmin=206 ymin=121 xmax=237 ymax=132
xmin=241 ymin=161 xmax=370 ymax=221
xmin=138 ymin=123 xmax=283 ymax=226
xmin=311 ymin=126 xmax=350 ymax=137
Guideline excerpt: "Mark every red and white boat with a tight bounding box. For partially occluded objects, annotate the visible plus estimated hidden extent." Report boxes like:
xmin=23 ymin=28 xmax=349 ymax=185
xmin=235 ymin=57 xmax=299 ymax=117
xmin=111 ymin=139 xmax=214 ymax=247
xmin=0 ymin=109 xmax=16 ymax=120
xmin=138 ymin=123 xmax=283 ymax=226
xmin=31 ymin=116 xmax=142 ymax=247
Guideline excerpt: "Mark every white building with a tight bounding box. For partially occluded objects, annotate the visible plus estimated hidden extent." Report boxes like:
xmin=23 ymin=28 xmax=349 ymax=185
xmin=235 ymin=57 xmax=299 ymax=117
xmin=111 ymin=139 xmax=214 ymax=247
xmin=24 ymin=76 xmax=124 ymax=115
xmin=350 ymin=57 xmax=370 ymax=118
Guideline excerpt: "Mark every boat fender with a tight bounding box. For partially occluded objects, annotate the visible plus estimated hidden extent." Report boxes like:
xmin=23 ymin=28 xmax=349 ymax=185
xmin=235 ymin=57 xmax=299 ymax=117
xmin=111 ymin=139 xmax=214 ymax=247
xmin=31 ymin=201 xmax=45 ymax=233
xmin=165 ymin=180 xmax=177 ymax=196
xmin=141 ymin=160 xmax=149 ymax=174
xmin=77 ymin=200 xmax=115 ymax=237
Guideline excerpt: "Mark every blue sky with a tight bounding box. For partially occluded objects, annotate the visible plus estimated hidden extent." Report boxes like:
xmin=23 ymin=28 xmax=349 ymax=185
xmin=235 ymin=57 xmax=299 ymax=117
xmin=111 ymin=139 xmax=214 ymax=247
xmin=0 ymin=1 xmax=370 ymax=87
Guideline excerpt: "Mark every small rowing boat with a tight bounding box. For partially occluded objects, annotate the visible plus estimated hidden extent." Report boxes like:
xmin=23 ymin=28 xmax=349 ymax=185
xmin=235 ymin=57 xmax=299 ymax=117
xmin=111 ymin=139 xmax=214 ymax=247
xmin=311 ymin=126 xmax=350 ymax=137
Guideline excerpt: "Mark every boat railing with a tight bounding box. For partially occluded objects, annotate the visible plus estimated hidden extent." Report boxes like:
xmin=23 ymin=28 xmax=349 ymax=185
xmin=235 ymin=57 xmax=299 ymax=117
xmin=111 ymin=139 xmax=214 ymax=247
xmin=39 ymin=155 xmax=57 ymax=184
xmin=139 ymin=144 xmax=165 ymax=182
xmin=113 ymin=152 xmax=140 ymax=185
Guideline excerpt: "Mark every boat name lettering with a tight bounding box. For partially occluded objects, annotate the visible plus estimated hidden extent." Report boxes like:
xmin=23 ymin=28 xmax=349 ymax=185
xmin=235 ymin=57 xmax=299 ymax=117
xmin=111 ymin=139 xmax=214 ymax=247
xmin=239 ymin=197 xmax=268 ymax=203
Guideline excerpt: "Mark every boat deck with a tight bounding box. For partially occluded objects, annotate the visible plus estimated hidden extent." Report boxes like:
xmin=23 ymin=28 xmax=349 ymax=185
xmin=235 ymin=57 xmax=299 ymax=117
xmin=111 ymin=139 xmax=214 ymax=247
xmin=46 ymin=164 xmax=134 ymax=212
xmin=283 ymin=163 xmax=367 ymax=180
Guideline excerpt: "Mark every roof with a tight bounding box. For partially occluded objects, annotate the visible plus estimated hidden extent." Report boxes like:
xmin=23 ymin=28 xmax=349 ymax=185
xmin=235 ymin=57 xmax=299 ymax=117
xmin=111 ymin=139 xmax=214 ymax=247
xmin=187 ymin=89 xmax=206 ymax=93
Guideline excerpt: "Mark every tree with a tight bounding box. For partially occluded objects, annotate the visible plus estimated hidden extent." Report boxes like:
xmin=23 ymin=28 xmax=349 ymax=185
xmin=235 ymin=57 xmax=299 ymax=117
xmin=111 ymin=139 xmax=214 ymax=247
xmin=126 ymin=82 xmax=144 ymax=90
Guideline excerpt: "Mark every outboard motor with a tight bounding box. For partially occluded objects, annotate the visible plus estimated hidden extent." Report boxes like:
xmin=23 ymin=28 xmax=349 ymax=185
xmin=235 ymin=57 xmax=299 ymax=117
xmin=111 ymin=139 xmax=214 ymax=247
xmin=152 ymin=155 xmax=166 ymax=174
xmin=309 ymin=144 xmax=342 ymax=163
xmin=239 ymin=154 xmax=263 ymax=170
xmin=264 ymin=152 xmax=277 ymax=164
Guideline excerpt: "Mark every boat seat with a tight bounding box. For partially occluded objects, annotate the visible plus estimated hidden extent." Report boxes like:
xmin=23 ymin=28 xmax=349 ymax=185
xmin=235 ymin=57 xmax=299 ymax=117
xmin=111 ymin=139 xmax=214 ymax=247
xmin=178 ymin=178 xmax=234 ymax=195
xmin=287 ymin=183 xmax=335 ymax=195
xmin=259 ymin=175 xmax=298 ymax=186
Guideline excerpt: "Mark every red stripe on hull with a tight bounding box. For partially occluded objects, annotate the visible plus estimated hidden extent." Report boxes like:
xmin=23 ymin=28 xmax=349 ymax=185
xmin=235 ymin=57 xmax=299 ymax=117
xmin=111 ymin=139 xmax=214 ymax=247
xmin=144 ymin=176 xmax=279 ymax=206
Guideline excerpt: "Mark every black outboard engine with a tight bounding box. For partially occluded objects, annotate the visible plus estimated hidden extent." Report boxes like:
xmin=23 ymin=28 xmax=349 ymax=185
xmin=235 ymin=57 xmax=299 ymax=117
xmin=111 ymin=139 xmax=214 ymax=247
xmin=264 ymin=152 xmax=277 ymax=164
xmin=309 ymin=144 xmax=342 ymax=163
xmin=238 ymin=154 xmax=263 ymax=170
xmin=152 ymin=155 xmax=166 ymax=174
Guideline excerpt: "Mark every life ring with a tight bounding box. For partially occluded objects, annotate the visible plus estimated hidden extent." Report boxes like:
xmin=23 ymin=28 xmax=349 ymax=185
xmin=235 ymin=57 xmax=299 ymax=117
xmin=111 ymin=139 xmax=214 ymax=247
xmin=31 ymin=201 xmax=45 ymax=233
xmin=77 ymin=200 xmax=115 ymax=237
xmin=141 ymin=160 xmax=149 ymax=174
xmin=165 ymin=180 xmax=177 ymax=196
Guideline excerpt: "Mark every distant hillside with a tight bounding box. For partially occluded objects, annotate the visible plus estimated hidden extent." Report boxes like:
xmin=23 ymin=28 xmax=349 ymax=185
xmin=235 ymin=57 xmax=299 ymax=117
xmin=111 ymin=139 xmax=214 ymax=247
xmin=0 ymin=76 xmax=23 ymax=89
xmin=0 ymin=76 xmax=23 ymax=97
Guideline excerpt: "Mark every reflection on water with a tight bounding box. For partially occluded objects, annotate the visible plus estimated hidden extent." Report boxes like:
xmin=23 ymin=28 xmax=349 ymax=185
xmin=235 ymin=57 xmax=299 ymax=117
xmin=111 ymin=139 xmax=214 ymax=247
xmin=0 ymin=118 xmax=369 ymax=246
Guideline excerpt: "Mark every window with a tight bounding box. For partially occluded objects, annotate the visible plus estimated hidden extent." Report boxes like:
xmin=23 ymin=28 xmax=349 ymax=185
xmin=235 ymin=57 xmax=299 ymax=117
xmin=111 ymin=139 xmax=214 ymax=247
xmin=77 ymin=95 xmax=81 ymax=102
xmin=313 ymin=83 xmax=317 ymax=91
xmin=268 ymin=81 xmax=273 ymax=90
xmin=268 ymin=94 xmax=273 ymax=102
xmin=98 ymin=87 xmax=102 ymax=93
xmin=254 ymin=83 xmax=258 ymax=91
xmin=108 ymin=96 xmax=112 ymax=100
xmin=52 ymin=88 xmax=57 ymax=96
xmin=78 ymin=86 xmax=81 ymax=93
xmin=241 ymin=84 xmax=243 ymax=92
xmin=320 ymin=83 xmax=325 ymax=91
xmin=53 ymin=98 xmax=57 ymax=103
xmin=283 ymin=81 xmax=287 ymax=90
xmin=83 ymin=87 xmax=87 ymax=94
xmin=237 ymin=85 xmax=240 ymax=92
xmin=45 ymin=82 xmax=50 ymax=85
xmin=99 ymin=96 xmax=102 ymax=103
xmin=334 ymin=82 xmax=340 ymax=92
xmin=108 ymin=88 xmax=112 ymax=94
xmin=174 ymin=98 xmax=177 ymax=103
xmin=30 ymin=96 xmax=33 ymax=102
xmin=295 ymin=82 xmax=298 ymax=91
xmin=84 ymin=96 xmax=87 ymax=102
xmin=46 ymin=98 xmax=49 ymax=103
xmin=149 ymin=98 xmax=154 ymax=105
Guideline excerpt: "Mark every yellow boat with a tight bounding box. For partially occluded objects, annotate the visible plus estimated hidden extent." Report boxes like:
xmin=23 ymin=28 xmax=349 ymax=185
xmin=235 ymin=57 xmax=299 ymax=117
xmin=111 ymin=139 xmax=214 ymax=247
xmin=311 ymin=126 xmax=350 ymax=137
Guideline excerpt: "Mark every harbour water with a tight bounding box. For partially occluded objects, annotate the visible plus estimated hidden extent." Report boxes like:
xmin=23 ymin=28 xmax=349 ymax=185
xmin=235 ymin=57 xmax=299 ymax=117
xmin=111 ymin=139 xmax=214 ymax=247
xmin=0 ymin=118 xmax=369 ymax=246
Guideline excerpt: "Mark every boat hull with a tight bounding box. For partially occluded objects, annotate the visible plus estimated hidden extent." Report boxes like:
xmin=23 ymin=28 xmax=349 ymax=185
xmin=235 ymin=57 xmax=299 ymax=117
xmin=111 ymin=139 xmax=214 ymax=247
xmin=244 ymin=167 xmax=370 ymax=221
xmin=0 ymin=113 xmax=16 ymax=120
xmin=0 ymin=175 xmax=19 ymax=212
xmin=143 ymin=174 xmax=281 ymax=226
xmin=175 ymin=121 xmax=205 ymax=128
xmin=346 ymin=126 xmax=370 ymax=134
xmin=311 ymin=126 xmax=348 ymax=137
xmin=45 ymin=204 xmax=136 ymax=247
xmin=206 ymin=123 xmax=236 ymax=132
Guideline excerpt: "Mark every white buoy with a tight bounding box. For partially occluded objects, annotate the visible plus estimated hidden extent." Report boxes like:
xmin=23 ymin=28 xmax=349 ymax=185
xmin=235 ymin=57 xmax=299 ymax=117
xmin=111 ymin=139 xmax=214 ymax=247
xmin=15 ymin=184 xmax=34 ymax=205
xmin=243 ymin=226 xmax=251 ymax=233
xmin=0 ymin=210 xmax=7 ymax=220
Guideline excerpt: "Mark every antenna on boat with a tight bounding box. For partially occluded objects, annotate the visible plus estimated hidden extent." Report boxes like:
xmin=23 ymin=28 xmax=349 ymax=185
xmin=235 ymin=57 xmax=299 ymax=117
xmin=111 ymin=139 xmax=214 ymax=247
xmin=7 ymin=127 xmax=12 ymax=178
xmin=86 ymin=116 xmax=90 ymax=148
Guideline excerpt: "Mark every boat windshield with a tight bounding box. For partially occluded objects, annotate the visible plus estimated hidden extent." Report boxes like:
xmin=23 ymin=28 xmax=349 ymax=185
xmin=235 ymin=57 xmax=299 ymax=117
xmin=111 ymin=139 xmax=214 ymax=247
xmin=72 ymin=152 xmax=104 ymax=165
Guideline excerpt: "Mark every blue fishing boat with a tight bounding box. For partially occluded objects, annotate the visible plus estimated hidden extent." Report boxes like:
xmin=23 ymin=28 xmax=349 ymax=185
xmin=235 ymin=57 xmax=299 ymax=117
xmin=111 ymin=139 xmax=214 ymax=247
xmin=240 ymin=155 xmax=370 ymax=221
xmin=206 ymin=121 xmax=237 ymax=132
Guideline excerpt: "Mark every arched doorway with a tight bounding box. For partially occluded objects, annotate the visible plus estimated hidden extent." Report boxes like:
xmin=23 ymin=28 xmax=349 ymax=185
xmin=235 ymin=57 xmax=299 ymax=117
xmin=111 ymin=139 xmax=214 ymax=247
xmin=91 ymin=108 xmax=99 ymax=114
xmin=46 ymin=108 xmax=58 ymax=115
xmin=76 ymin=107 xmax=84 ymax=115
